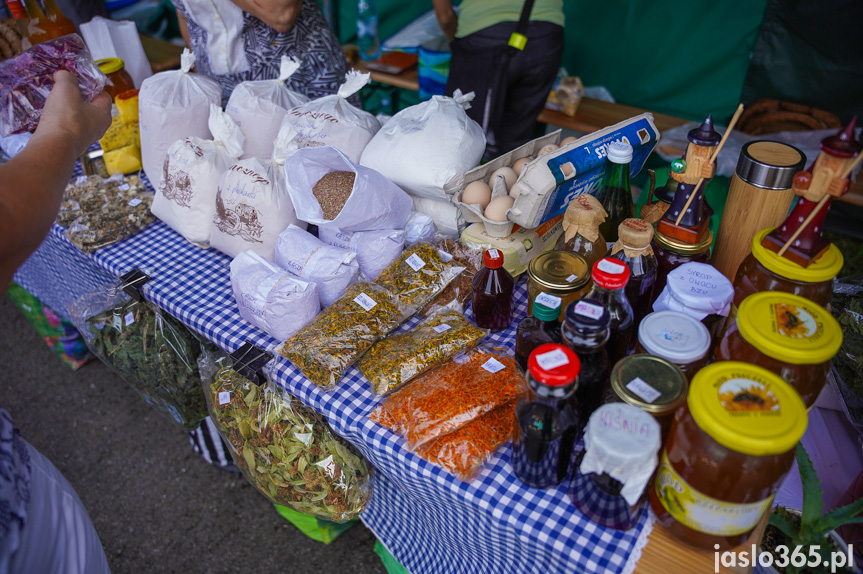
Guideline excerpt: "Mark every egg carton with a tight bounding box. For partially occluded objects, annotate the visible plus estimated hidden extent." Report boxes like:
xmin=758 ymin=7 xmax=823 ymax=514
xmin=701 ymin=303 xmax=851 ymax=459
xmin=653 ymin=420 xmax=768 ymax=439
xmin=452 ymin=131 xmax=561 ymax=238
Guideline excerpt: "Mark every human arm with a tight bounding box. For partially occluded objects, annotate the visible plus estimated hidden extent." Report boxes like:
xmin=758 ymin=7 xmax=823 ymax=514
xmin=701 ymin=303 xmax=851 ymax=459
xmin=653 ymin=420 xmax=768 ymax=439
xmin=0 ymin=71 xmax=111 ymax=296
xmin=230 ymin=0 xmax=301 ymax=34
xmin=432 ymin=0 xmax=457 ymax=41
xmin=176 ymin=10 xmax=191 ymax=49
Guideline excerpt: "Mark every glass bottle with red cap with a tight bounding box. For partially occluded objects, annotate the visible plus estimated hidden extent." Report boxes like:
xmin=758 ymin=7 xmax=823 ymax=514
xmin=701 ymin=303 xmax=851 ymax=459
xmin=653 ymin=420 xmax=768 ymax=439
xmin=511 ymin=344 xmax=581 ymax=489
xmin=471 ymin=248 xmax=515 ymax=331
xmin=583 ymin=258 xmax=634 ymax=365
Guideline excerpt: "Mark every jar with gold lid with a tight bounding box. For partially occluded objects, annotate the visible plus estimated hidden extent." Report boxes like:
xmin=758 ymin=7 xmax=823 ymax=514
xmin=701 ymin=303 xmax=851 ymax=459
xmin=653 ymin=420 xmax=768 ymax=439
xmin=526 ymin=250 xmax=591 ymax=317
xmin=651 ymin=227 xmax=712 ymax=304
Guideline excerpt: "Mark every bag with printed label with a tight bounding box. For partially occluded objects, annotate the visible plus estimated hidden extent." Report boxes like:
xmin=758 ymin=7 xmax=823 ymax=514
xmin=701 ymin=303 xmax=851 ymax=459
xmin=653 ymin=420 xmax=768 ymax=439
xmin=230 ymin=250 xmax=320 ymax=340
xmin=317 ymin=226 xmax=404 ymax=281
xmin=151 ymin=105 xmax=244 ymax=246
xmin=274 ymin=224 xmax=359 ymax=307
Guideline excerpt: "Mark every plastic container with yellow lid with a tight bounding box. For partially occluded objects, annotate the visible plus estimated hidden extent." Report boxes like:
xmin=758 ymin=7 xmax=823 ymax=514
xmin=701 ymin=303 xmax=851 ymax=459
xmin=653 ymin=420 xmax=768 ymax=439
xmin=732 ymin=227 xmax=843 ymax=311
xmin=649 ymin=361 xmax=807 ymax=550
xmin=715 ymin=291 xmax=842 ymax=407
xmin=526 ymin=250 xmax=591 ymax=317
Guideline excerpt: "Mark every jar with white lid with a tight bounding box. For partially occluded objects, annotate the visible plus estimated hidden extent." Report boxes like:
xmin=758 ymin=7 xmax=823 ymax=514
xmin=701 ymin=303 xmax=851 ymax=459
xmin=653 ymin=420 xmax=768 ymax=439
xmin=635 ymin=310 xmax=712 ymax=380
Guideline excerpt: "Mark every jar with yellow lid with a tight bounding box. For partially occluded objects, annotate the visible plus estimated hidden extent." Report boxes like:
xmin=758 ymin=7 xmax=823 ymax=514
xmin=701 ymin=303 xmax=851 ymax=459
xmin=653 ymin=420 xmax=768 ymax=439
xmin=714 ymin=292 xmax=843 ymax=407
xmin=95 ymin=57 xmax=135 ymax=101
xmin=651 ymin=227 xmax=712 ymax=304
xmin=649 ymin=362 xmax=807 ymax=550
xmin=526 ymin=250 xmax=591 ymax=317
xmin=732 ymin=227 xmax=843 ymax=312
xmin=605 ymin=354 xmax=688 ymax=443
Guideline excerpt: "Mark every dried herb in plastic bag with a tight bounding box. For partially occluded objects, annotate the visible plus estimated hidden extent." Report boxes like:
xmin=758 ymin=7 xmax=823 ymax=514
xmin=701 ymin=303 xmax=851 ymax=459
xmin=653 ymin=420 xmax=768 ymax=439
xmin=358 ymin=309 xmax=487 ymax=395
xmin=374 ymin=243 xmax=464 ymax=312
xmin=418 ymin=239 xmax=482 ymax=317
xmin=205 ymin=363 xmax=371 ymax=522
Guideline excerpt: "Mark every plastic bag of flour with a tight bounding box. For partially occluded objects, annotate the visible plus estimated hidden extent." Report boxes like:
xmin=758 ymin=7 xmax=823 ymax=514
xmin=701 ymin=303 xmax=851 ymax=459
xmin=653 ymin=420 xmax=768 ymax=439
xmin=139 ymin=49 xmax=222 ymax=184
xmin=359 ymin=90 xmax=485 ymax=201
xmin=151 ymin=105 xmax=244 ymax=246
xmin=226 ymin=56 xmax=309 ymax=160
xmin=279 ymin=71 xmax=380 ymax=163
xmin=230 ymin=250 xmax=320 ymax=340
xmin=274 ymin=224 xmax=359 ymax=307
xmin=318 ymin=227 xmax=404 ymax=281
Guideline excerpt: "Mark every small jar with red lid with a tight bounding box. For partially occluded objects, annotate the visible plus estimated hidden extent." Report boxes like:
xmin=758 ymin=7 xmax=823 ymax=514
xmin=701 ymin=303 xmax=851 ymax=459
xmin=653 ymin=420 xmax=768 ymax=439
xmin=471 ymin=248 xmax=515 ymax=331
xmin=511 ymin=344 xmax=581 ymax=489
xmin=583 ymin=258 xmax=634 ymax=366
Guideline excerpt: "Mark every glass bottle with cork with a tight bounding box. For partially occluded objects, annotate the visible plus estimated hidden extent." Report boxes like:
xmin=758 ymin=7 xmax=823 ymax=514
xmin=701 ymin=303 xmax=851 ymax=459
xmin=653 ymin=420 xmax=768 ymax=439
xmin=525 ymin=250 xmax=591 ymax=317
xmin=21 ymin=0 xmax=75 ymax=45
xmin=608 ymin=218 xmax=657 ymax=335
xmin=555 ymin=193 xmax=608 ymax=270
xmin=515 ymin=293 xmax=562 ymax=371
xmin=597 ymin=140 xmax=634 ymax=245
xmin=561 ymin=299 xmax=611 ymax=427
xmin=471 ymin=248 xmax=514 ymax=331
xmin=582 ymin=258 xmax=634 ymax=366
xmin=511 ymin=344 xmax=581 ymax=489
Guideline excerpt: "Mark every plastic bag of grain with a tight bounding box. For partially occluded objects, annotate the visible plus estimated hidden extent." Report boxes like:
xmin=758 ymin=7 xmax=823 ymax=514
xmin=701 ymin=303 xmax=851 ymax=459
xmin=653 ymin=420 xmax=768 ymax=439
xmin=318 ymin=227 xmax=404 ymax=281
xmin=139 ymin=49 xmax=222 ymax=184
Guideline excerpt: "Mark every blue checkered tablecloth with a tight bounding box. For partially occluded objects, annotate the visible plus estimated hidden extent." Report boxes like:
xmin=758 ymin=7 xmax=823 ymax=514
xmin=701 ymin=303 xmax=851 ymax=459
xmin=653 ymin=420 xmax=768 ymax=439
xmin=13 ymin=173 xmax=656 ymax=574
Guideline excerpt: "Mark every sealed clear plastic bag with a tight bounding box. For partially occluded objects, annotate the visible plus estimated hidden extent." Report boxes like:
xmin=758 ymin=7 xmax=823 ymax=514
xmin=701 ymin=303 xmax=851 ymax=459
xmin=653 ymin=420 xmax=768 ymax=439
xmin=418 ymin=238 xmax=482 ymax=316
xmin=358 ymin=309 xmax=487 ymax=395
xmin=374 ymin=243 xmax=464 ymax=312
xmin=0 ymin=34 xmax=107 ymax=137
xmin=199 ymin=354 xmax=371 ymax=522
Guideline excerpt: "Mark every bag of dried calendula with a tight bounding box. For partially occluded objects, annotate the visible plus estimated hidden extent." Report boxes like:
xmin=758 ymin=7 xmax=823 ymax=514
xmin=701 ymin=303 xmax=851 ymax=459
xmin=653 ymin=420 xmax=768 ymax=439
xmin=373 ymin=242 xmax=465 ymax=313
xmin=358 ymin=308 xmax=487 ymax=396
xmin=199 ymin=352 xmax=372 ymax=522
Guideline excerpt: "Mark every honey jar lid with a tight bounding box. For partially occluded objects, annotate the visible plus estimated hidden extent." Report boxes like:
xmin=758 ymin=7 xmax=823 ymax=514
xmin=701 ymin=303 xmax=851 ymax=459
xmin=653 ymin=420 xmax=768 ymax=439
xmin=688 ymin=362 xmax=807 ymax=456
xmin=637 ymin=311 xmax=711 ymax=364
xmin=652 ymin=227 xmax=713 ymax=255
xmin=95 ymin=57 xmax=126 ymax=75
xmin=737 ymin=292 xmax=842 ymax=365
xmin=751 ymin=228 xmax=843 ymax=283
xmin=527 ymin=251 xmax=590 ymax=291
xmin=610 ymin=354 xmax=688 ymax=415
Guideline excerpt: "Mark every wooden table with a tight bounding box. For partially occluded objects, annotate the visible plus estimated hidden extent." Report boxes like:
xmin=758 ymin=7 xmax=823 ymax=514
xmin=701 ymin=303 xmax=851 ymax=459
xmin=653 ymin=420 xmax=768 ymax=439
xmin=140 ymin=34 xmax=184 ymax=74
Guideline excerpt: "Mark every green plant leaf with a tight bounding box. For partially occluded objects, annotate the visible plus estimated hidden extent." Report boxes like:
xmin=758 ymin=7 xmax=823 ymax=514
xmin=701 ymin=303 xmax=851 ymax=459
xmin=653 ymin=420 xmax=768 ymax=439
xmin=817 ymin=496 xmax=863 ymax=532
xmin=769 ymin=510 xmax=798 ymax=540
xmin=797 ymin=443 xmax=825 ymax=525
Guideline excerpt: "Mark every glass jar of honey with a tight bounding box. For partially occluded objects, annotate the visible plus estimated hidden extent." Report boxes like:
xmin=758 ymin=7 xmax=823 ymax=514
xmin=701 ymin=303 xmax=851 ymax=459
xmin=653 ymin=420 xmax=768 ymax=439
xmin=714 ymin=292 xmax=842 ymax=407
xmin=526 ymin=251 xmax=590 ymax=317
xmin=732 ymin=227 xmax=842 ymax=313
xmin=651 ymin=227 xmax=712 ymax=304
xmin=95 ymin=58 xmax=136 ymax=101
xmin=635 ymin=311 xmax=711 ymax=380
xmin=649 ymin=361 xmax=807 ymax=550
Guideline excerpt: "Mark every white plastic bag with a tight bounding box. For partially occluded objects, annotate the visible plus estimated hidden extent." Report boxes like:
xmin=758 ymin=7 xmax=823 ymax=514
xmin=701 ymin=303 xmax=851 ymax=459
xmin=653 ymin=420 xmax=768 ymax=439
xmin=80 ymin=16 xmax=152 ymax=89
xmin=411 ymin=195 xmax=463 ymax=237
xmin=279 ymin=71 xmax=381 ymax=163
xmin=360 ymin=90 xmax=485 ymax=201
xmin=404 ymin=211 xmax=436 ymax=245
xmin=139 ymin=49 xmax=222 ymax=185
xmin=284 ymin=145 xmax=412 ymax=232
xmin=274 ymin=224 xmax=360 ymax=307
xmin=226 ymin=56 xmax=310 ymax=160
xmin=318 ymin=227 xmax=404 ymax=281
xmin=230 ymin=250 xmax=320 ymax=340
xmin=151 ymin=104 xmax=244 ymax=246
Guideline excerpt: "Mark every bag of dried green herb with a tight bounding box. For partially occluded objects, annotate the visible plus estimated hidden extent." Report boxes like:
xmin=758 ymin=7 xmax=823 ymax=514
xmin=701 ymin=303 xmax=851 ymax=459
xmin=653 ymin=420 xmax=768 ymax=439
xmin=68 ymin=287 xmax=207 ymax=430
xmin=358 ymin=309 xmax=487 ymax=395
xmin=374 ymin=243 xmax=464 ymax=313
xmin=279 ymin=282 xmax=407 ymax=389
xmin=201 ymin=358 xmax=371 ymax=522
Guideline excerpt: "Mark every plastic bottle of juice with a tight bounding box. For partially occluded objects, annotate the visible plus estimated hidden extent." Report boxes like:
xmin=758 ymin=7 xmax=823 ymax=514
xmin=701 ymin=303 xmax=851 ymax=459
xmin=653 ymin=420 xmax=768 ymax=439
xmin=471 ymin=248 xmax=515 ymax=331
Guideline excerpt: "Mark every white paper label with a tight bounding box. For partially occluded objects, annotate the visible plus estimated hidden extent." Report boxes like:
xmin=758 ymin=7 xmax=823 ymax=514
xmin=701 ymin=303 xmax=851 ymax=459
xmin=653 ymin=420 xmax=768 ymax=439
xmin=566 ymin=274 xmax=578 ymax=283
xmin=574 ymin=301 xmax=604 ymax=320
xmin=432 ymin=324 xmax=451 ymax=333
xmin=437 ymin=249 xmax=454 ymax=262
xmin=626 ymin=377 xmax=661 ymax=403
xmin=534 ymin=292 xmax=561 ymax=310
xmin=218 ymin=391 xmax=231 ymax=405
xmin=75 ymin=175 xmax=87 ymax=185
xmin=124 ymin=312 xmax=135 ymax=326
xmin=118 ymin=183 xmax=130 ymax=191
xmin=535 ymin=348 xmax=570 ymax=370
xmin=353 ymin=293 xmax=377 ymax=311
xmin=598 ymin=259 xmax=625 ymax=274
xmin=406 ymin=253 xmax=426 ymax=271
xmin=128 ymin=198 xmax=143 ymax=207
xmin=481 ymin=358 xmax=505 ymax=373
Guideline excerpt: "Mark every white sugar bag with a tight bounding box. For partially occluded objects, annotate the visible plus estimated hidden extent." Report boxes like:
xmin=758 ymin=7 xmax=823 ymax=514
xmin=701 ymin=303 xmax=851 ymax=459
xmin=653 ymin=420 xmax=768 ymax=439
xmin=226 ymin=56 xmax=310 ymax=160
xmin=280 ymin=70 xmax=380 ymax=163
xmin=151 ymin=105 xmax=244 ymax=246
xmin=318 ymin=227 xmax=404 ymax=281
xmin=404 ymin=211 xmax=436 ymax=245
xmin=359 ymin=90 xmax=485 ymax=201
xmin=139 ymin=49 xmax=222 ymax=184
xmin=274 ymin=224 xmax=359 ymax=307
xmin=230 ymin=250 xmax=319 ymax=340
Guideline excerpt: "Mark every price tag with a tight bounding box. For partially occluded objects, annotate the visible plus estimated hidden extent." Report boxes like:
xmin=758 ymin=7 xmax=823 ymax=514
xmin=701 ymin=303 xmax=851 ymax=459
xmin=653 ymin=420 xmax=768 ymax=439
xmin=124 ymin=312 xmax=135 ymax=326
xmin=481 ymin=358 xmax=505 ymax=373
xmin=353 ymin=293 xmax=377 ymax=311
xmin=626 ymin=377 xmax=661 ymax=403
xmin=534 ymin=292 xmax=561 ymax=310
xmin=598 ymin=259 xmax=625 ymax=274
xmin=432 ymin=324 xmax=451 ymax=333
xmin=535 ymin=348 xmax=569 ymax=370
xmin=128 ymin=198 xmax=143 ymax=207
xmin=218 ymin=391 xmax=231 ymax=405
xmin=566 ymin=274 xmax=578 ymax=283
xmin=406 ymin=253 xmax=426 ymax=271
xmin=574 ymin=301 xmax=604 ymax=320
xmin=118 ymin=183 xmax=130 ymax=191
xmin=75 ymin=175 xmax=88 ymax=185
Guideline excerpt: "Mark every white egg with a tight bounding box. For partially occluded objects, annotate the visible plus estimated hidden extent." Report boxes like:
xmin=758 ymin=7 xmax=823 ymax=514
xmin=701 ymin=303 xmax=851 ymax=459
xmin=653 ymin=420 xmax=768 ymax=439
xmin=538 ymin=144 xmax=558 ymax=156
xmin=560 ymin=136 xmax=578 ymax=146
xmin=484 ymin=195 xmax=514 ymax=221
xmin=511 ymin=156 xmax=533 ymax=175
xmin=462 ymin=180 xmax=492 ymax=209
xmin=490 ymin=166 xmax=518 ymax=190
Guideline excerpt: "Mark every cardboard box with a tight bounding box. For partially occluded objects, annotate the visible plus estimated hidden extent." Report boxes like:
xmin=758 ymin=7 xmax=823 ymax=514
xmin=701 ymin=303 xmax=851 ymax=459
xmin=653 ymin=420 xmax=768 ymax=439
xmin=459 ymin=215 xmax=563 ymax=277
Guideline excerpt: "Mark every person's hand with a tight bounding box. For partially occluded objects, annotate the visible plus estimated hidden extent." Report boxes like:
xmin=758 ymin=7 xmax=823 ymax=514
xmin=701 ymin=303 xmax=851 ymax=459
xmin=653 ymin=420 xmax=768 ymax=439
xmin=33 ymin=70 xmax=111 ymax=158
xmin=231 ymin=0 xmax=301 ymax=34
xmin=432 ymin=0 xmax=457 ymax=42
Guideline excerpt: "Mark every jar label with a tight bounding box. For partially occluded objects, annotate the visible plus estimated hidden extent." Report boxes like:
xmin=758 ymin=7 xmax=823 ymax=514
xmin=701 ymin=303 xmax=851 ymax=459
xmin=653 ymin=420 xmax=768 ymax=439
xmin=655 ymin=453 xmax=773 ymax=536
xmin=772 ymin=303 xmax=819 ymax=339
xmin=658 ymin=327 xmax=689 ymax=347
xmin=597 ymin=259 xmax=625 ymax=274
xmin=718 ymin=378 xmax=780 ymax=413
xmin=535 ymin=292 xmax=561 ymax=310
xmin=481 ymin=358 xmax=505 ymax=373
xmin=566 ymin=274 xmax=578 ymax=283
xmin=353 ymin=293 xmax=377 ymax=311
xmin=574 ymin=301 xmax=604 ymax=320
xmin=625 ymin=377 xmax=661 ymax=403
xmin=535 ymin=348 xmax=570 ymax=370
xmin=406 ymin=253 xmax=426 ymax=271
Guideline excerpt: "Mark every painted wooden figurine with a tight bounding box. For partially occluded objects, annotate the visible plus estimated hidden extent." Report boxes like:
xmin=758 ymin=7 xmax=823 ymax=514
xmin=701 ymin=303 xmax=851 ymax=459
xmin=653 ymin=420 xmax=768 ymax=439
xmin=762 ymin=117 xmax=860 ymax=266
xmin=657 ymin=115 xmax=721 ymax=243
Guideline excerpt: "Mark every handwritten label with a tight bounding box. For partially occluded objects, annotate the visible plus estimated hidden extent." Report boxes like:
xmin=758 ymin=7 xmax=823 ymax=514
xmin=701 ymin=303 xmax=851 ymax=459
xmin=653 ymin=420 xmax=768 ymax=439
xmin=128 ymin=198 xmax=143 ymax=207
xmin=566 ymin=274 xmax=578 ymax=283
xmin=481 ymin=358 xmax=505 ymax=373
xmin=118 ymin=183 xmax=130 ymax=191
xmin=406 ymin=253 xmax=426 ymax=271
xmin=218 ymin=391 xmax=231 ymax=405
xmin=535 ymin=348 xmax=570 ymax=370
xmin=432 ymin=324 xmax=451 ymax=333
xmin=626 ymin=377 xmax=661 ymax=403
xmin=535 ymin=292 xmax=561 ymax=310
xmin=353 ymin=293 xmax=377 ymax=311
xmin=124 ymin=312 xmax=135 ymax=326
xmin=598 ymin=259 xmax=625 ymax=274
xmin=574 ymin=301 xmax=604 ymax=320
